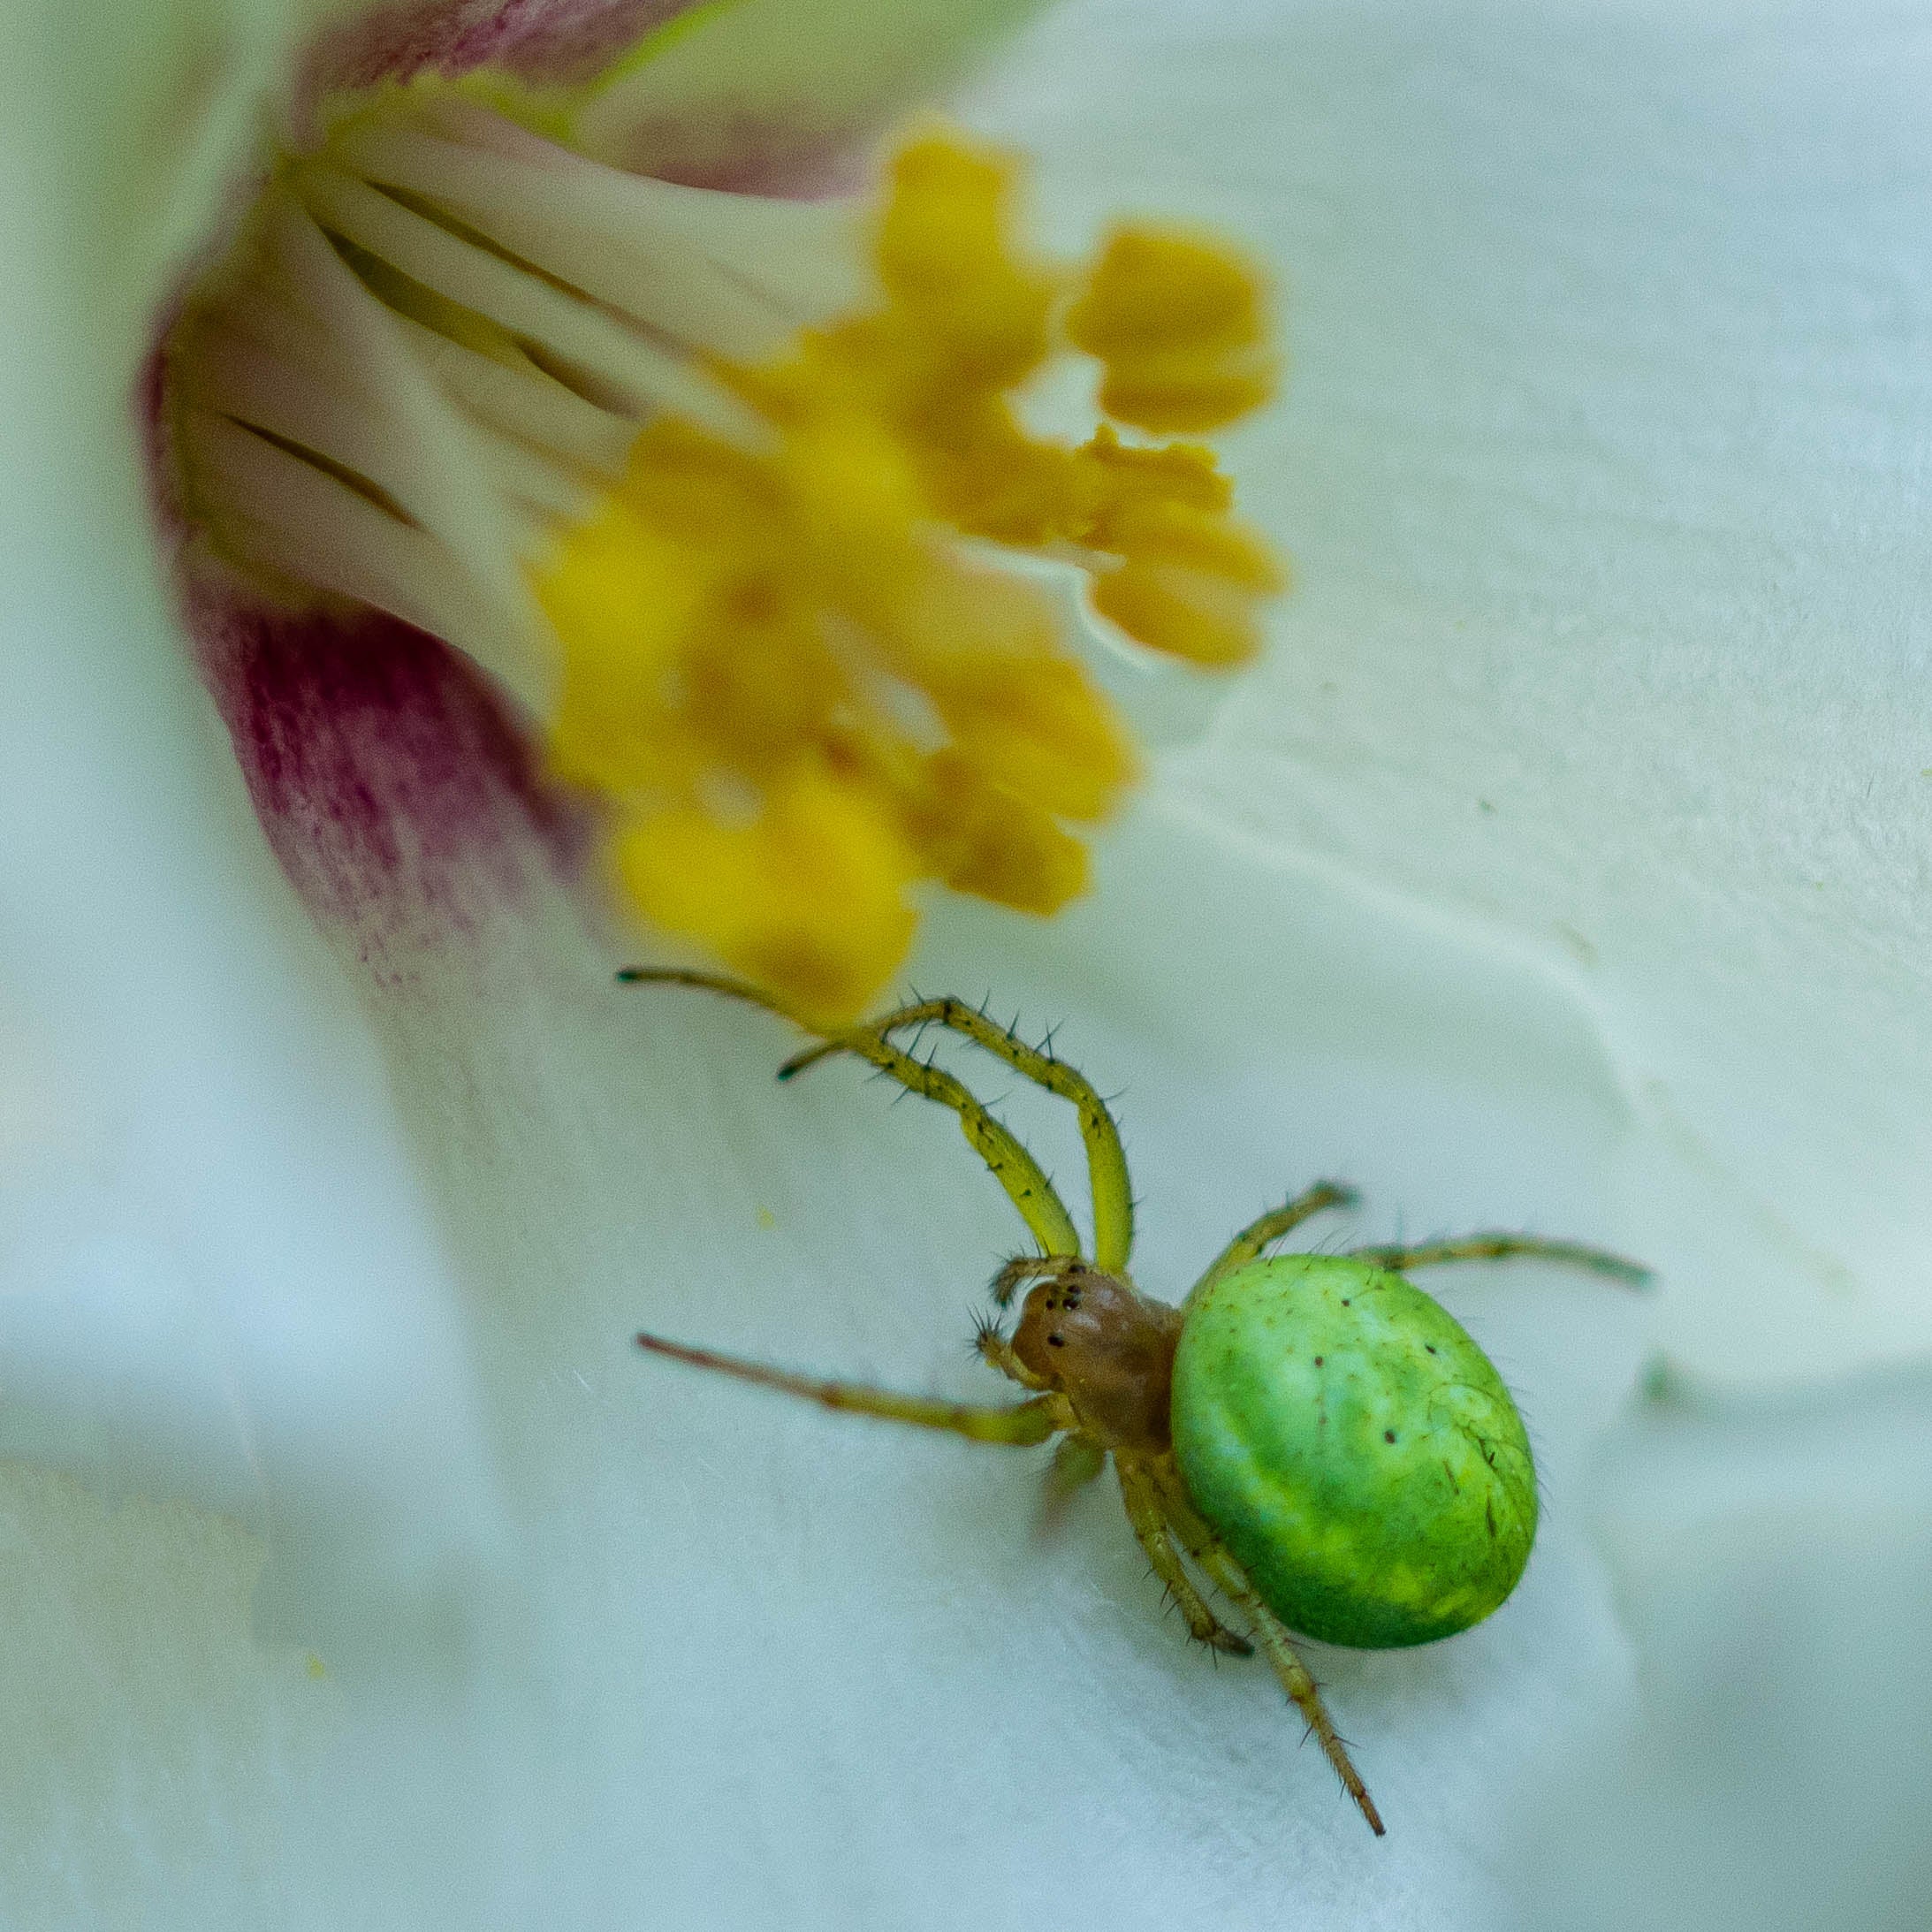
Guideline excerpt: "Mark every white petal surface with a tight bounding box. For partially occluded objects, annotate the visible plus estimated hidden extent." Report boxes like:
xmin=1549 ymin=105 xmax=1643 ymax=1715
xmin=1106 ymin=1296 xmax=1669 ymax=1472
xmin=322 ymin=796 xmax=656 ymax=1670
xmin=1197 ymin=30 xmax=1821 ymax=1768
xmin=572 ymin=0 xmax=1058 ymax=180
xmin=962 ymin=0 xmax=1932 ymax=1386
xmin=1510 ymin=1364 xmax=1932 ymax=1932
xmin=0 ymin=6 xmax=513 ymax=1921
xmin=0 ymin=0 xmax=501 ymax=1622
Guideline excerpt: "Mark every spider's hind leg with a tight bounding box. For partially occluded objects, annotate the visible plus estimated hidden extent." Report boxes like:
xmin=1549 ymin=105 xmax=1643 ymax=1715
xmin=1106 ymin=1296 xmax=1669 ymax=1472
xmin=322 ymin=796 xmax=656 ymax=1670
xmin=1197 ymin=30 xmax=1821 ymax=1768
xmin=1116 ymin=1456 xmax=1251 ymax=1656
xmin=1146 ymin=1462 xmax=1384 ymax=1836
xmin=1348 ymin=1231 xmax=1648 ymax=1287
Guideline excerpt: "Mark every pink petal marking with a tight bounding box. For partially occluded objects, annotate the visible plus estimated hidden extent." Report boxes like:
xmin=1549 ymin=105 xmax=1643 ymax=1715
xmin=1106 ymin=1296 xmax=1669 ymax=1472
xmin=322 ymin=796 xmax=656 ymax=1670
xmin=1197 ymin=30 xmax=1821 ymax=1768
xmin=200 ymin=593 xmax=587 ymax=979
xmin=301 ymin=0 xmax=880 ymax=194
xmin=306 ymin=0 xmax=699 ymax=93
xmin=148 ymin=1 xmax=937 ymax=969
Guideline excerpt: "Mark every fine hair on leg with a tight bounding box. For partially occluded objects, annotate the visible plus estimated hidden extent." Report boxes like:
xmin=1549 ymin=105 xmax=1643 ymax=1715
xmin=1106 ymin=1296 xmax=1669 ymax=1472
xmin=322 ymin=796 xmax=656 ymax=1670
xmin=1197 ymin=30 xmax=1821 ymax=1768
xmin=620 ymin=968 xmax=1083 ymax=1259
xmin=1148 ymin=1461 xmax=1384 ymax=1835
xmin=636 ymin=1333 xmax=1071 ymax=1445
xmin=780 ymin=995 xmax=1136 ymax=1274
xmin=1347 ymin=1232 xmax=1649 ymax=1287
xmin=1116 ymin=1456 xmax=1251 ymax=1654
xmin=1187 ymin=1181 xmax=1360 ymax=1303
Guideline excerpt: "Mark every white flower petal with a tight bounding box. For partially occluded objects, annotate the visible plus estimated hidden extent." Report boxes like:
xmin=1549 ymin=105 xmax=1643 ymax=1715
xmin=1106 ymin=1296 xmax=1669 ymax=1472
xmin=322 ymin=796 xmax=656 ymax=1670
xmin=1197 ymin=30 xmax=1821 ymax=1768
xmin=10 ymin=0 xmax=1928 ymax=1921
xmin=1 ymin=0 xmax=508 ymax=1624
xmin=961 ymin=0 xmax=1932 ymax=1386
xmin=263 ymin=793 xmax=1648 ymax=1921
xmin=1510 ymin=1366 xmax=1932 ymax=1931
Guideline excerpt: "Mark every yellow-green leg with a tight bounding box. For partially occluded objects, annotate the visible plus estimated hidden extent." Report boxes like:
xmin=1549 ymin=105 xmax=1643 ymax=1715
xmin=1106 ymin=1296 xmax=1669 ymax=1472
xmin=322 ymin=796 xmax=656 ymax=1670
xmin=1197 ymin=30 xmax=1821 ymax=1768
xmin=636 ymin=1333 xmax=1071 ymax=1445
xmin=974 ymin=1317 xmax=1052 ymax=1392
xmin=987 ymin=1252 xmax=1084 ymax=1309
xmin=782 ymin=995 xmax=1136 ymax=1274
xmin=1116 ymin=1457 xmax=1251 ymax=1654
xmin=620 ymin=969 xmax=1083 ymax=1259
xmin=1149 ymin=1462 xmax=1384 ymax=1836
xmin=1187 ymin=1181 xmax=1359 ymax=1304
xmin=1195 ymin=1544 xmax=1386 ymax=1837
xmin=1348 ymin=1232 xmax=1649 ymax=1286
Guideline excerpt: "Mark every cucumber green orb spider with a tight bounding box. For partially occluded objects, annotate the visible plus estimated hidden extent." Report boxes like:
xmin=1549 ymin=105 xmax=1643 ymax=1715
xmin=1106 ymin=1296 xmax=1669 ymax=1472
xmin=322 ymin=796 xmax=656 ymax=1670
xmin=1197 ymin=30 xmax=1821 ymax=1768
xmin=625 ymin=969 xmax=1647 ymax=1837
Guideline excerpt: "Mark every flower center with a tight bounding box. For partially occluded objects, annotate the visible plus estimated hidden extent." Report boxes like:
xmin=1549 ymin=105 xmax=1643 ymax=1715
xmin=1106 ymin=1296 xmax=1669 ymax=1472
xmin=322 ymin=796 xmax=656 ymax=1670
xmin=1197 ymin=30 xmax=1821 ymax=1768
xmin=164 ymin=81 xmax=1282 ymax=1015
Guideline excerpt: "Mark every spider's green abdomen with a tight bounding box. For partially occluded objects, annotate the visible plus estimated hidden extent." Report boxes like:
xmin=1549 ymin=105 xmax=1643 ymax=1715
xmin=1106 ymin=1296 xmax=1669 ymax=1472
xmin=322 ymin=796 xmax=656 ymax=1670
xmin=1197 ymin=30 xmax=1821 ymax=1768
xmin=1170 ymin=1255 xmax=1536 ymax=1649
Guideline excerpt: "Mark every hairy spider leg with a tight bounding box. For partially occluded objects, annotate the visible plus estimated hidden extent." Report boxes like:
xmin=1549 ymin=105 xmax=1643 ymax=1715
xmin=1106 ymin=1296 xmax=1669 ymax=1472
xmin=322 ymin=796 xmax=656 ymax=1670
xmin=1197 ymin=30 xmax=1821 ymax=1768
xmin=975 ymin=1317 xmax=1052 ymax=1390
xmin=1186 ymin=1181 xmax=1360 ymax=1304
xmin=1197 ymin=1546 xmax=1387 ymax=1837
xmin=988 ymin=1251 xmax=1084 ymax=1308
xmin=1115 ymin=1455 xmax=1252 ymax=1655
xmin=783 ymin=996 xmax=1136 ymax=1274
xmin=620 ymin=969 xmax=1083 ymax=1258
xmin=1346 ymin=1232 xmax=1650 ymax=1286
xmin=635 ymin=1334 xmax=1070 ymax=1444
xmin=1148 ymin=1462 xmax=1385 ymax=1836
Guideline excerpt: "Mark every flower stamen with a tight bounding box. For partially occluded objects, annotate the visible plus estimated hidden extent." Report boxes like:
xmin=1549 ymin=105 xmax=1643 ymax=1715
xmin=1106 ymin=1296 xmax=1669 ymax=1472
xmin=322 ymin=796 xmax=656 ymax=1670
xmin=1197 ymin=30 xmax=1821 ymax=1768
xmin=533 ymin=130 xmax=1283 ymax=1012
xmin=164 ymin=87 xmax=1283 ymax=1015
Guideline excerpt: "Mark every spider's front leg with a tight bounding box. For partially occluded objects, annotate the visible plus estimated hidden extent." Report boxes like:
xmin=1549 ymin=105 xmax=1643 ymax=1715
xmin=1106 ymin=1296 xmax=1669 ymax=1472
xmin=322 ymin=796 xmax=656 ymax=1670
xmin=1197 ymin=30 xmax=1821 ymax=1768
xmin=781 ymin=995 xmax=1137 ymax=1273
xmin=635 ymin=1333 xmax=1075 ymax=1445
xmin=621 ymin=968 xmax=1084 ymax=1261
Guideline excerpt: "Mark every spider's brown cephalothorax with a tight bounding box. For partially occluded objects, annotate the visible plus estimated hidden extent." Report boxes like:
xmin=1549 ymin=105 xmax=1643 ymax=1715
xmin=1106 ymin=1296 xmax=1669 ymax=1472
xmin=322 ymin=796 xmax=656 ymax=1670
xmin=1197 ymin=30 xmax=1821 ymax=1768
xmin=1008 ymin=1266 xmax=1181 ymax=1457
xmin=625 ymin=970 xmax=1649 ymax=1837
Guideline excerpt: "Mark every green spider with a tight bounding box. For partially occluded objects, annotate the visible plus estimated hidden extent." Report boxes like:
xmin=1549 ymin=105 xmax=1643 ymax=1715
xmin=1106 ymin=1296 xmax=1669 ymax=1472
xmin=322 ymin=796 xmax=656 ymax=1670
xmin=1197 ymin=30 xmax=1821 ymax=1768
xmin=625 ymin=969 xmax=1647 ymax=1836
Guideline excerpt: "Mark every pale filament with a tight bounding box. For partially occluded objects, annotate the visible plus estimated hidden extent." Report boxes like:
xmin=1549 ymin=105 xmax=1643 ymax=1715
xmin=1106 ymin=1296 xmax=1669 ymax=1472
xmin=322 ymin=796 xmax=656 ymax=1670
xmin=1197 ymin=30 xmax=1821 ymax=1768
xmin=168 ymin=93 xmax=869 ymax=713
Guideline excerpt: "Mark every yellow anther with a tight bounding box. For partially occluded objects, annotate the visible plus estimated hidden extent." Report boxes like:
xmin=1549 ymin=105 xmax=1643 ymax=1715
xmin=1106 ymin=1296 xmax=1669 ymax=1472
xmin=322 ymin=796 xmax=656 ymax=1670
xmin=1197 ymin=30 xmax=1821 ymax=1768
xmin=927 ymin=652 xmax=1137 ymax=825
xmin=1066 ymin=225 xmax=1279 ymax=434
xmin=617 ymin=769 xmax=920 ymax=1026
xmin=913 ymin=751 xmax=1092 ymax=915
xmin=1091 ymin=499 xmax=1285 ymax=668
xmin=909 ymin=400 xmax=1091 ymax=548
xmin=536 ymin=500 xmax=704 ymax=795
xmin=531 ymin=128 xmax=1284 ymax=1015
xmin=870 ymin=134 xmax=1059 ymax=398
xmin=1077 ymin=424 xmax=1234 ymax=521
